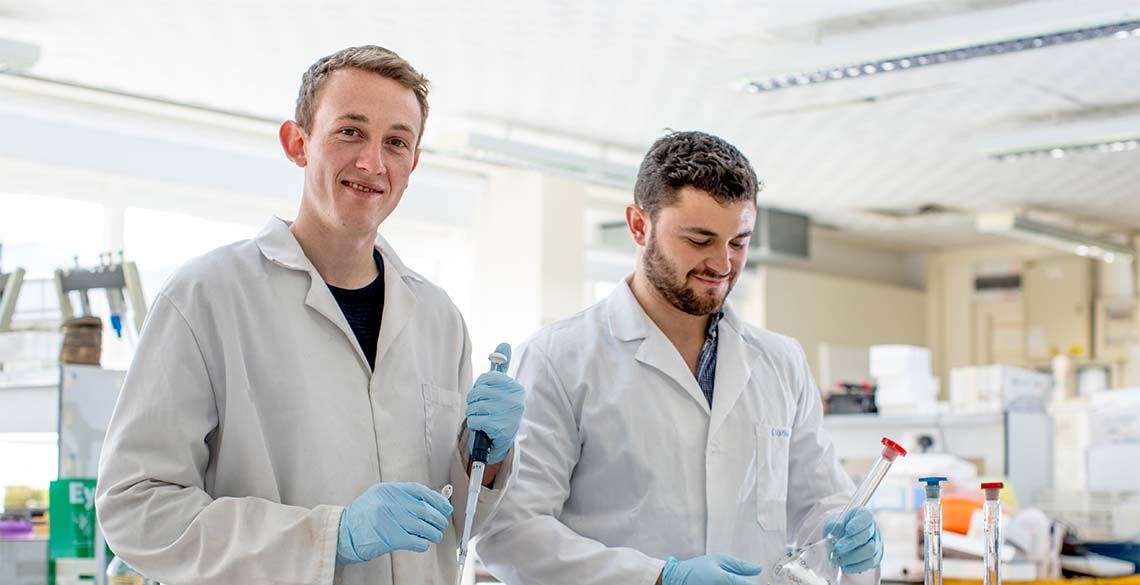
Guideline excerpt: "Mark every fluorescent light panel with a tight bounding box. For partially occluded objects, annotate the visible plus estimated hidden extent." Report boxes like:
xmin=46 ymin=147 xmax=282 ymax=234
xmin=976 ymin=211 xmax=1135 ymax=263
xmin=993 ymin=138 xmax=1139 ymax=161
xmin=434 ymin=131 xmax=640 ymax=188
xmin=747 ymin=19 xmax=1140 ymax=93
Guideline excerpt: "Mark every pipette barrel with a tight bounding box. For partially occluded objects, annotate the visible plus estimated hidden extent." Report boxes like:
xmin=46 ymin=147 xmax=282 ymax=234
xmin=920 ymin=477 xmax=947 ymax=585
xmin=981 ymin=482 xmax=1003 ymax=585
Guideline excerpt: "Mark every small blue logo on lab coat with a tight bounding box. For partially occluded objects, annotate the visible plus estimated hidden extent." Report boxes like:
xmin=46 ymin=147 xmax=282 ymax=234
xmin=770 ymin=428 xmax=790 ymax=438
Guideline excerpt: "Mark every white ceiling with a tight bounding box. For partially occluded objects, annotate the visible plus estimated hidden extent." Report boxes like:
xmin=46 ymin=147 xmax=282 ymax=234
xmin=4 ymin=0 xmax=1139 ymax=248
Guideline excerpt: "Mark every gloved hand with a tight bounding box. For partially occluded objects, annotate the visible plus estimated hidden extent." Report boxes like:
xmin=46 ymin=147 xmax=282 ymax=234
xmin=466 ymin=342 xmax=526 ymax=465
xmin=661 ymin=554 xmax=763 ymax=584
xmin=336 ymin=482 xmax=453 ymax=566
xmin=823 ymin=507 xmax=883 ymax=574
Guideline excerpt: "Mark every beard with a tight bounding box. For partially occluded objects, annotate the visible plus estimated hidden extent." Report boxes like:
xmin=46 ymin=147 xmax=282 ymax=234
xmin=643 ymin=233 xmax=735 ymax=316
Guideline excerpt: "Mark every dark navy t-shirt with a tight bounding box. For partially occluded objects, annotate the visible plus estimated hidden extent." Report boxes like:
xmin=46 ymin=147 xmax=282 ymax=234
xmin=327 ymin=249 xmax=385 ymax=370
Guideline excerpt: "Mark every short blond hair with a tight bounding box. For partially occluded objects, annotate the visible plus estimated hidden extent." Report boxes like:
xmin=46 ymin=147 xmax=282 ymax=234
xmin=294 ymin=46 xmax=430 ymax=142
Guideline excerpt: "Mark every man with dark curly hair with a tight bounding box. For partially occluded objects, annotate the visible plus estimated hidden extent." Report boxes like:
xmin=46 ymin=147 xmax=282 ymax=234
xmin=478 ymin=131 xmax=881 ymax=585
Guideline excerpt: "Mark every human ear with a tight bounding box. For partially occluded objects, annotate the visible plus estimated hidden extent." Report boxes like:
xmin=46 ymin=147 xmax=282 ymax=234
xmin=279 ymin=120 xmax=308 ymax=167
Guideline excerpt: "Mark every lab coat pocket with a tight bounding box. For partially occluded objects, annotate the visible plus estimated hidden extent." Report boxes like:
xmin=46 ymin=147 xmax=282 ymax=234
xmin=756 ymin=423 xmax=790 ymax=531
xmin=422 ymin=384 xmax=463 ymax=486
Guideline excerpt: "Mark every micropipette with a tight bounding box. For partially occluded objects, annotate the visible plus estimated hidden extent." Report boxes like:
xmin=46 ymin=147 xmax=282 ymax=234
xmin=456 ymin=349 xmax=509 ymax=584
xmin=919 ymin=477 xmax=948 ymax=585
xmin=981 ymin=482 xmax=1003 ymax=585
xmin=771 ymin=437 xmax=907 ymax=585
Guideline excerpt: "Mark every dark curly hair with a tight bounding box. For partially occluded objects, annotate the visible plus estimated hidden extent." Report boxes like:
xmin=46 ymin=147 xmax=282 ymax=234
xmin=634 ymin=130 xmax=761 ymax=220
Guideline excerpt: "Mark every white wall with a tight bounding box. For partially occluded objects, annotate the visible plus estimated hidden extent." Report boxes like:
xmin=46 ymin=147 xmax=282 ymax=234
xmin=745 ymin=265 xmax=927 ymax=386
xmin=925 ymin=242 xmax=1062 ymax=390
xmin=468 ymin=169 xmax=593 ymax=361
xmin=789 ymin=228 xmax=927 ymax=290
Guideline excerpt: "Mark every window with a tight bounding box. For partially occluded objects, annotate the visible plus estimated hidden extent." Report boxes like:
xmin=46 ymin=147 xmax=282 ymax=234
xmin=123 ymin=207 xmax=260 ymax=305
xmin=0 ymin=193 xmax=106 ymax=278
xmin=0 ymin=193 xmax=106 ymax=322
xmin=0 ymin=433 xmax=58 ymax=492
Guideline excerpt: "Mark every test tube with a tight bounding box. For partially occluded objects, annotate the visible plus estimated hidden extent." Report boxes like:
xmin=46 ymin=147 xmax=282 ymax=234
xmin=919 ymin=477 xmax=947 ymax=585
xmin=827 ymin=437 xmax=908 ymax=538
xmin=981 ymin=482 xmax=1003 ymax=585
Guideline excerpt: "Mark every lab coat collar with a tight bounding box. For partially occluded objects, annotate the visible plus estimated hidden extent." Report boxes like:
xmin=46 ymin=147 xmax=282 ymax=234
xmin=253 ymin=217 xmax=421 ymax=374
xmin=607 ymin=278 xmax=711 ymax=414
xmin=254 ymin=217 xmax=422 ymax=281
xmin=607 ymin=277 xmax=757 ymax=429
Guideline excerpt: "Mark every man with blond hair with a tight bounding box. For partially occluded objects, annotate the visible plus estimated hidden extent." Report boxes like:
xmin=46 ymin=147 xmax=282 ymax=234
xmin=96 ymin=46 xmax=526 ymax=585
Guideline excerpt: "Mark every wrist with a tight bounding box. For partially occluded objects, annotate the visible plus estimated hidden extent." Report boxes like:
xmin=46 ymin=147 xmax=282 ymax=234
xmin=660 ymin=557 xmax=678 ymax=585
xmin=487 ymin=443 xmax=511 ymax=464
xmin=335 ymin=509 xmax=360 ymax=566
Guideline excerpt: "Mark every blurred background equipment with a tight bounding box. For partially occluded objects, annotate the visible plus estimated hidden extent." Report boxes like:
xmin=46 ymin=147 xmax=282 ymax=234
xmin=0 ymin=266 xmax=27 ymax=332
xmin=59 ymin=317 xmax=102 ymax=366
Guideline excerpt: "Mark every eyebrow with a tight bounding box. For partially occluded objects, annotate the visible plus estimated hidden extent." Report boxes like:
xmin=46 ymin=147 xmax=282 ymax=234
xmin=681 ymin=227 xmax=755 ymax=239
xmin=335 ymin=113 xmax=418 ymax=136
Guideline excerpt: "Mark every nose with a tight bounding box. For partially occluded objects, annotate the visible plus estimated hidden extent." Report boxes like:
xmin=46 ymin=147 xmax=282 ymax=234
xmin=706 ymin=244 xmax=732 ymax=275
xmin=355 ymin=142 xmax=387 ymax=175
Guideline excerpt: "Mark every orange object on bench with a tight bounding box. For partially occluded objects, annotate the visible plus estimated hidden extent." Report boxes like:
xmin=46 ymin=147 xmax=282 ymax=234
xmin=942 ymin=494 xmax=983 ymax=534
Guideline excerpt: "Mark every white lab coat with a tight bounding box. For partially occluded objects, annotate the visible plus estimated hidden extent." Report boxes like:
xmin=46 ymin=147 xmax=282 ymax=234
xmin=96 ymin=217 xmax=515 ymax=585
xmin=478 ymin=278 xmax=868 ymax=585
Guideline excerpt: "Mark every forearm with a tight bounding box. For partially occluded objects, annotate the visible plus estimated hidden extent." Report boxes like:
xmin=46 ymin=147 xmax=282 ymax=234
xmin=479 ymin=515 xmax=666 ymax=585
xmin=97 ymin=480 xmax=340 ymax=585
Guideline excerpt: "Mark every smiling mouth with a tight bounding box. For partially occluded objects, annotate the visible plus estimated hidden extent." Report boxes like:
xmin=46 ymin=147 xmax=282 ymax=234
xmin=692 ymin=274 xmax=729 ymax=284
xmin=342 ymin=180 xmax=383 ymax=194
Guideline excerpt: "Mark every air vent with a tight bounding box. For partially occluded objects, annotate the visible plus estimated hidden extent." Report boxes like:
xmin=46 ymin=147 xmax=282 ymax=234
xmin=753 ymin=207 xmax=810 ymax=260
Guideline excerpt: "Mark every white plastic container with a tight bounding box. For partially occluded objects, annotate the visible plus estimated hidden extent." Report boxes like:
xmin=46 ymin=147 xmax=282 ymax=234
xmin=870 ymin=345 xmax=932 ymax=378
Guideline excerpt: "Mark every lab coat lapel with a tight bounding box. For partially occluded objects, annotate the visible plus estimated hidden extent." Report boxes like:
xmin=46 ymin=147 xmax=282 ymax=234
xmin=254 ymin=217 xmax=371 ymax=374
xmin=373 ymin=235 xmax=417 ymax=368
xmin=636 ymin=332 xmax=711 ymax=414
xmin=708 ymin=304 xmax=756 ymax=437
xmin=609 ymin=279 xmax=711 ymax=414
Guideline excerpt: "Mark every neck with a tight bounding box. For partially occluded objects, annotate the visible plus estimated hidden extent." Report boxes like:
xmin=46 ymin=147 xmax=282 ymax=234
xmin=629 ymin=270 xmax=711 ymax=348
xmin=290 ymin=214 xmax=379 ymax=289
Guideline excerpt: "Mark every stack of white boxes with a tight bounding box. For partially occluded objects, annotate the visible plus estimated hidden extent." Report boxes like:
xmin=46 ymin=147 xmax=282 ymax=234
xmin=949 ymin=365 xmax=1051 ymax=413
xmin=1086 ymin=387 xmax=1140 ymax=492
xmin=869 ymin=345 xmax=938 ymax=414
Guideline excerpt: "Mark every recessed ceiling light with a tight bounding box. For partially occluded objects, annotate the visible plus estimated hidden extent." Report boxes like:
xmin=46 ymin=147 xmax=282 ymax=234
xmin=744 ymin=19 xmax=1140 ymax=93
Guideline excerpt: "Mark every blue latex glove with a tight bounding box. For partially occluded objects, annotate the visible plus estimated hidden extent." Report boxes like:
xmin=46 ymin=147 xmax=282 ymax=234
xmin=662 ymin=554 xmax=763 ymax=584
xmin=823 ymin=507 xmax=883 ymax=574
xmin=336 ymin=482 xmax=453 ymax=566
xmin=466 ymin=342 xmax=526 ymax=464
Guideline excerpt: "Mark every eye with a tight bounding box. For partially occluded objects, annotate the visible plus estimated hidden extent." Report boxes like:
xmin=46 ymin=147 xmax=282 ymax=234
xmin=688 ymin=238 xmax=711 ymax=247
xmin=730 ymin=240 xmax=748 ymax=250
xmin=388 ymin=137 xmax=410 ymax=149
xmin=338 ymin=128 xmax=361 ymax=138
